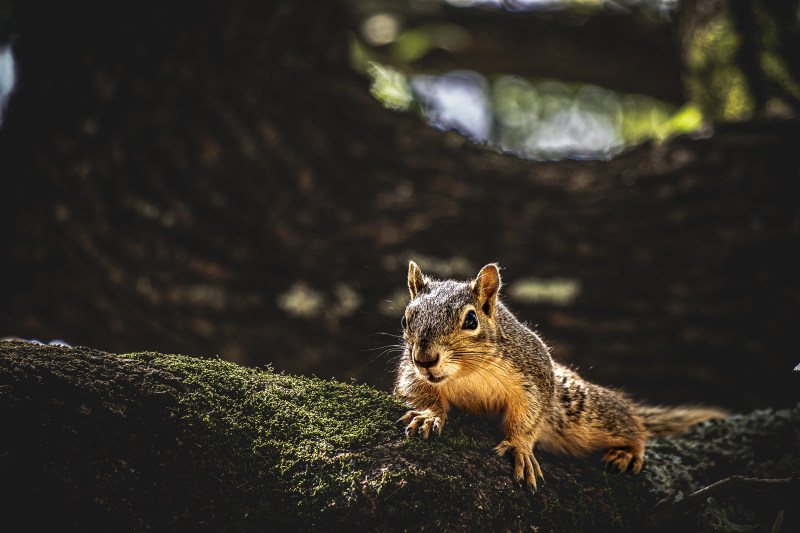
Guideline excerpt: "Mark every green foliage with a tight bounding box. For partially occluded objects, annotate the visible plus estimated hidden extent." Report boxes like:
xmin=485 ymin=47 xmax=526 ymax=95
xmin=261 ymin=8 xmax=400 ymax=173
xmin=685 ymin=1 xmax=800 ymax=121
xmin=685 ymin=13 xmax=754 ymax=121
xmin=367 ymin=62 xmax=413 ymax=111
xmin=752 ymin=3 xmax=800 ymax=104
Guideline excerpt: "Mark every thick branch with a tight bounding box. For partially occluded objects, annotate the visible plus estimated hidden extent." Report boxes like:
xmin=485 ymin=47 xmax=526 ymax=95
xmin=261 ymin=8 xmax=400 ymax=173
xmin=1 ymin=341 xmax=798 ymax=531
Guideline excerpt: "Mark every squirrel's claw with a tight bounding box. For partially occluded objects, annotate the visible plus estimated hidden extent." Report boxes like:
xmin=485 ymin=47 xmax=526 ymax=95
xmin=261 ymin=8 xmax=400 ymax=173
xmin=400 ymin=409 xmax=444 ymax=439
xmin=495 ymin=440 xmax=544 ymax=492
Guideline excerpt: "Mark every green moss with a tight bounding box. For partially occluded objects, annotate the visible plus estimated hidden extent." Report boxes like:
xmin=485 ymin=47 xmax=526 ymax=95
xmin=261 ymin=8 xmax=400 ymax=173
xmin=123 ymin=352 xmax=407 ymax=526
xmin=399 ymin=414 xmax=487 ymax=456
xmin=7 ymin=344 xmax=795 ymax=530
xmin=118 ymin=352 xmax=555 ymax=529
xmin=120 ymin=352 xmax=536 ymax=529
xmin=112 ymin=351 xmax=799 ymax=531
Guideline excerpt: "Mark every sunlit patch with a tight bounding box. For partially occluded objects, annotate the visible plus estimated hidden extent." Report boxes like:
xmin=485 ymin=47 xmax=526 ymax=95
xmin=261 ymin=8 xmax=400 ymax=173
xmin=527 ymin=84 xmax=623 ymax=160
xmin=352 ymin=2 xmax=714 ymax=160
xmin=277 ymin=281 xmax=363 ymax=321
xmin=411 ymin=70 xmax=492 ymax=142
xmin=684 ymin=12 xmax=754 ymax=121
xmin=365 ymin=63 xmax=704 ymax=160
xmin=332 ymin=283 xmax=363 ymax=318
xmin=277 ymin=282 xmax=324 ymax=318
xmin=491 ymin=78 xmax=699 ymax=160
xmin=362 ymin=13 xmax=402 ymax=46
xmin=367 ymin=62 xmax=413 ymax=111
xmin=0 ymin=43 xmax=15 ymax=128
xmin=508 ymin=277 xmax=581 ymax=306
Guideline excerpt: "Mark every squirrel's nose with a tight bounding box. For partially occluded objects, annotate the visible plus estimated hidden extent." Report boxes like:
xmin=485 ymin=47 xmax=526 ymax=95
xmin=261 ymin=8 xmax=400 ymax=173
xmin=413 ymin=341 xmax=440 ymax=369
xmin=414 ymin=353 xmax=440 ymax=369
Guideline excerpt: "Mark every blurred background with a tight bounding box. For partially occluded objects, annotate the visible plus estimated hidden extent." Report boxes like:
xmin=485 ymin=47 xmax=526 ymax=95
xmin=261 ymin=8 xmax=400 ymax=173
xmin=1 ymin=0 xmax=799 ymax=411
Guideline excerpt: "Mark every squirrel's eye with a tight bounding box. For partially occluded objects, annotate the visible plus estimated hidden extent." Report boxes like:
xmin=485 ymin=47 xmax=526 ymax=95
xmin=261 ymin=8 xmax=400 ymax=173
xmin=401 ymin=315 xmax=407 ymax=330
xmin=462 ymin=310 xmax=478 ymax=330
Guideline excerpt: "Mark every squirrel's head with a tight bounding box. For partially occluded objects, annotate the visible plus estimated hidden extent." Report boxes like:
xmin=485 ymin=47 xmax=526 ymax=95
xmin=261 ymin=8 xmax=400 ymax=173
xmin=401 ymin=261 xmax=502 ymax=385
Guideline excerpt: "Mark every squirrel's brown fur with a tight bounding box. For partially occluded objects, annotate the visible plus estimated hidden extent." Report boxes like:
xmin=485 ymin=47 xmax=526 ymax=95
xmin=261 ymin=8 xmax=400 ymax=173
xmin=395 ymin=261 xmax=728 ymax=491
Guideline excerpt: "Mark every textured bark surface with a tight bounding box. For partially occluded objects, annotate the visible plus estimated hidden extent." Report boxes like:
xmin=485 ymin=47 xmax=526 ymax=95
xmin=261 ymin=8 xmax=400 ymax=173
xmin=1 ymin=341 xmax=798 ymax=531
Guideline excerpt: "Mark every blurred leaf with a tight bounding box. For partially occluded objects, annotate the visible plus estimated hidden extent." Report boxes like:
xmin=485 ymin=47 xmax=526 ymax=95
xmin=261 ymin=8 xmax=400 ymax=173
xmin=392 ymin=28 xmax=435 ymax=63
xmin=656 ymin=104 xmax=704 ymax=140
xmin=367 ymin=62 xmax=413 ymax=111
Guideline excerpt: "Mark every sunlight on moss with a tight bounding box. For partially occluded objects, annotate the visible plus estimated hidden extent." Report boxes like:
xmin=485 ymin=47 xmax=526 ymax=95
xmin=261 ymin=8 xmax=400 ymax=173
xmin=121 ymin=351 xmax=407 ymax=525
xmin=367 ymin=62 xmax=412 ymax=111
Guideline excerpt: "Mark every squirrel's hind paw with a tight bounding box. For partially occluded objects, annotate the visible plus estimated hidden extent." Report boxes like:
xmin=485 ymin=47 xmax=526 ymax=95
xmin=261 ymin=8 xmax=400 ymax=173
xmin=495 ymin=440 xmax=544 ymax=492
xmin=602 ymin=446 xmax=644 ymax=474
xmin=399 ymin=409 xmax=444 ymax=439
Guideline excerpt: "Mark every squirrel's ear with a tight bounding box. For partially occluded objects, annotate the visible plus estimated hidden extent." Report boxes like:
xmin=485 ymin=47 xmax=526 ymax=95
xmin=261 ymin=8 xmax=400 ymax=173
xmin=473 ymin=263 xmax=501 ymax=317
xmin=408 ymin=260 xmax=428 ymax=299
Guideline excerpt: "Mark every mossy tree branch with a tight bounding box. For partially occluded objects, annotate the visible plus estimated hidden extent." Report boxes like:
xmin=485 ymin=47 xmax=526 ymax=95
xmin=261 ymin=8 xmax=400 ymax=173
xmin=1 ymin=341 xmax=797 ymax=531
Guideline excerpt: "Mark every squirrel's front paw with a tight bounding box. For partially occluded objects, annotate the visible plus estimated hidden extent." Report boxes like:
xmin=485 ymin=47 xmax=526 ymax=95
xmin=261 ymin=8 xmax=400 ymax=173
xmin=398 ymin=409 xmax=444 ymax=439
xmin=494 ymin=440 xmax=544 ymax=492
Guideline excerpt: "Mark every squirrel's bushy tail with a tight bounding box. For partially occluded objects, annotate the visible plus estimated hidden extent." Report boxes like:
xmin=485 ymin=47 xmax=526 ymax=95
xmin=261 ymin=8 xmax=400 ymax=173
xmin=635 ymin=405 xmax=728 ymax=439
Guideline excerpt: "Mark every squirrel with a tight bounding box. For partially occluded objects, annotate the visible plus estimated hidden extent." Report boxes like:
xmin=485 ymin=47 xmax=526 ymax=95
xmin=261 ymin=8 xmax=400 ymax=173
xmin=395 ymin=261 xmax=728 ymax=492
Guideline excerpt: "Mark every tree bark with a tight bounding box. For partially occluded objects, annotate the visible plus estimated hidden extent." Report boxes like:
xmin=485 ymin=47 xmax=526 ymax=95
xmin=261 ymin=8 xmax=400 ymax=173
xmin=1 ymin=341 xmax=797 ymax=532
